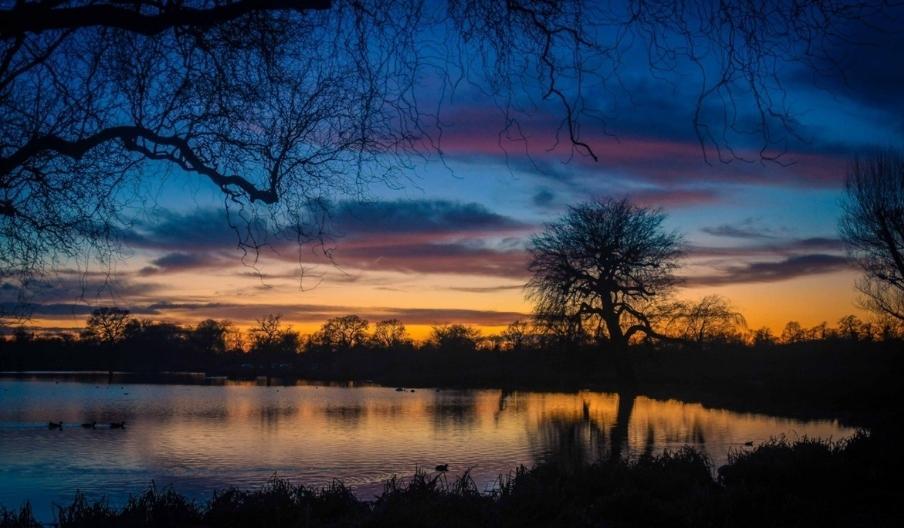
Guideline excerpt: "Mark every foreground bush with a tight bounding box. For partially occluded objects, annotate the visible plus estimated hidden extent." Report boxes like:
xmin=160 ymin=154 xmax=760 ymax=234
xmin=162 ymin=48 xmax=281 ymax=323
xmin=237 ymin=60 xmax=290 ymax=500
xmin=1 ymin=432 xmax=901 ymax=527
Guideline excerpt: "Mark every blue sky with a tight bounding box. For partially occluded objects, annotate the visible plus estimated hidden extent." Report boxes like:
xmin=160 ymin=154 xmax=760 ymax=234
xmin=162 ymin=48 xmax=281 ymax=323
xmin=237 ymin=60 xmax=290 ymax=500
xmin=5 ymin=1 xmax=904 ymax=337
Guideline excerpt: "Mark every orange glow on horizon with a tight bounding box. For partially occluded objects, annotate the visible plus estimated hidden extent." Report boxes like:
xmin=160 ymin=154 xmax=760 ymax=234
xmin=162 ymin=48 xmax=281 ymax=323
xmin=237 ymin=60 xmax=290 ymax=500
xmin=9 ymin=254 xmax=870 ymax=341
xmin=19 ymin=270 xmax=869 ymax=342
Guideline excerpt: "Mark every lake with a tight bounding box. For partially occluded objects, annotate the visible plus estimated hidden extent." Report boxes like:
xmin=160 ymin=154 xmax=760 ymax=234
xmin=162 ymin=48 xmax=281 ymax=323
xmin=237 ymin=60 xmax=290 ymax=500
xmin=0 ymin=375 xmax=858 ymax=521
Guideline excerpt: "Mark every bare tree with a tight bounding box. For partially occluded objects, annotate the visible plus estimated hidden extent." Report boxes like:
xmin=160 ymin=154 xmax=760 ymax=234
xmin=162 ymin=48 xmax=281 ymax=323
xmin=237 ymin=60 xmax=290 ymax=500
xmin=249 ymin=314 xmax=286 ymax=348
xmin=314 ymin=314 xmax=369 ymax=349
xmin=527 ymin=198 xmax=682 ymax=383
xmin=659 ymin=295 xmax=747 ymax=345
xmin=370 ymin=318 xmax=410 ymax=348
xmin=751 ymin=327 xmax=776 ymax=347
xmin=82 ymin=306 xmax=131 ymax=344
xmin=837 ymin=314 xmax=864 ymax=341
xmin=841 ymin=152 xmax=904 ymax=321
xmin=249 ymin=313 xmax=300 ymax=362
xmin=781 ymin=321 xmax=806 ymax=344
xmin=1 ymin=0 xmax=433 ymax=291
xmin=81 ymin=305 xmax=131 ymax=374
xmin=500 ymin=319 xmax=532 ymax=351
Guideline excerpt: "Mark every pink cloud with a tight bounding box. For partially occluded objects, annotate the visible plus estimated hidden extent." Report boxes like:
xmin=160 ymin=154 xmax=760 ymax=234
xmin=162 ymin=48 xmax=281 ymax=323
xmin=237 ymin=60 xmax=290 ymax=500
xmin=429 ymin=109 xmax=848 ymax=189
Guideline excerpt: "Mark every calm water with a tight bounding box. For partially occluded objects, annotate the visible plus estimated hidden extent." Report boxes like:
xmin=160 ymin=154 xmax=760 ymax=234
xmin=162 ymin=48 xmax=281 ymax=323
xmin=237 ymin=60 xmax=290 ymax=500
xmin=0 ymin=376 xmax=857 ymax=520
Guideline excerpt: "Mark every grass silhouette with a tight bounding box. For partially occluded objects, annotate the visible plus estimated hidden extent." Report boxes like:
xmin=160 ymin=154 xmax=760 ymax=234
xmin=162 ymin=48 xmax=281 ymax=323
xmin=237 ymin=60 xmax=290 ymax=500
xmin=2 ymin=430 xmax=901 ymax=527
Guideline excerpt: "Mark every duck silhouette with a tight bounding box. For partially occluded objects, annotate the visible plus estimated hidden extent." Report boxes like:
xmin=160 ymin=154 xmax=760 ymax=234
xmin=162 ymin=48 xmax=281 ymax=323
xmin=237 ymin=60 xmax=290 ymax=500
xmin=48 ymin=421 xmax=62 ymax=430
xmin=435 ymin=464 xmax=449 ymax=472
xmin=81 ymin=421 xmax=96 ymax=429
xmin=743 ymin=441 xmax=754 ymax=447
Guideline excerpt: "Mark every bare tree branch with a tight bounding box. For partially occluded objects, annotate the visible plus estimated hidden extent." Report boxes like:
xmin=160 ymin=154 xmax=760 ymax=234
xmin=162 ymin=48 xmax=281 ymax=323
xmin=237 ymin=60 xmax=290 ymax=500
xmin=841 ymin=151 xmax=904 ymax=321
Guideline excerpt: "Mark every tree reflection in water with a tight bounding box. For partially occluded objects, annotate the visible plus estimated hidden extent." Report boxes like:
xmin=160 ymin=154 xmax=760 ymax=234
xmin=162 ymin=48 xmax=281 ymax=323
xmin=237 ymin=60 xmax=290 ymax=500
xmin=531 ymin=392 xmax=644 ymax=471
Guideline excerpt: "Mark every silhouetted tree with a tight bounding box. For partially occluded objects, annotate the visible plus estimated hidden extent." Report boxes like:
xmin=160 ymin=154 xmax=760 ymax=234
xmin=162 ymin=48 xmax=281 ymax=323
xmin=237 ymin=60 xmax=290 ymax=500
xmin=837 ymin=315 xmax=864 ymax=341
xmin=120 ymin=319 xmax=189 ymax=370
xmin=860 ymin=320 xmax=876 ymax=342
xmin=752 ymin=327 xmax=776 ymax=347
xmin=314 ymin=315 xmax=369 ymax=350
xmin=841 ymin=152 xmax=904 ymax=321
xmin=122 ymin=318 xmax=152 ymax=341
xmin=781 ymin=321 xmax=806 ymax=344
xmin=370 ymin=319 xmax=410 ymax=349
xmin=807 ymin=322 xmax=830 ymax=341
xmin=192 ymin=319 xmax=232 ymax=356
xmin=877 ymin=317 xmax=903 ymax=341
xmin=500 ymin=320 xmax=532 ymax=352
xmin=527 ymin=198 xmax=682 ymax=383
xmin=81 ymin=306 xmax=131 ymax=374
xmin=661 ymin=295 xmax=747 ymax=345
xmin=534 ymin=312 xmax=588 ymax=352
xmin=249 ymin=314 xmax=284 ymax=346
xmin=249 ymin=314 xmax=299 ymax=364
xmin=430 ymin=324 xmax=480 ymax=353
xmin=82 ymin=307 xmax=131 ymax=344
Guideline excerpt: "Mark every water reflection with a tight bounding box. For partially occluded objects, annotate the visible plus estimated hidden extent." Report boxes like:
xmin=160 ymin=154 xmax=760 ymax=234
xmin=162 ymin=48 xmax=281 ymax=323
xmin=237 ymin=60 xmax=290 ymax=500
xmin=428 ymin=392 xmax=478 ymax=430
xmin=0 ymin=378 xmax=857 ymax=521
xmin=322 ymin=405 xmax=365 ymax=427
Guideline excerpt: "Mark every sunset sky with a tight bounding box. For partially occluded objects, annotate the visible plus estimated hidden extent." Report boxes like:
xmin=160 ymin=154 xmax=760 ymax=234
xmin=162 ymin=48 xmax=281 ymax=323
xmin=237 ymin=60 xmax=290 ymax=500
xmin=10 ymin=8 xmax=904 ymax=339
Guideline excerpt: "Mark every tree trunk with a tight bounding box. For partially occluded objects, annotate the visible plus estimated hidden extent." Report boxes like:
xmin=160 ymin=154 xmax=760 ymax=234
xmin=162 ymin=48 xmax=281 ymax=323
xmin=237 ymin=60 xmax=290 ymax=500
xmin=612 ymin=341 xmax=636 ymax=388
xmin=604 ymin=312 xmax=636 ymax=388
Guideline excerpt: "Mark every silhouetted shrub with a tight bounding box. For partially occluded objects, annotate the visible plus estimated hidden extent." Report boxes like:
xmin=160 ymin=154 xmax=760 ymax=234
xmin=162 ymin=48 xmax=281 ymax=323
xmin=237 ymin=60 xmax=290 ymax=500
xmin=0 ymin=503 xmax=39 ymax=528
xmin=718 ymin=431 xmax=900 ymax=527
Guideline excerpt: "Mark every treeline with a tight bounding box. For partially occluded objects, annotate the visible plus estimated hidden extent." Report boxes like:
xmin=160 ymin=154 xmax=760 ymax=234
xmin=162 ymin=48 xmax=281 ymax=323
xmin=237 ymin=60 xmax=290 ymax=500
xmin=4 ymin=301 xmax=904 ymax=357
xmin=3 ymin=307 xmax=904 ymax=418
xmin=2 ymin=305 xmax=902 ymax=372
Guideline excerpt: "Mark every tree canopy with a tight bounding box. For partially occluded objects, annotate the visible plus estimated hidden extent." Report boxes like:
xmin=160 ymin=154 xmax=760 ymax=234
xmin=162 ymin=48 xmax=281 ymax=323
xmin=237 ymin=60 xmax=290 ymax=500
xmin=527 ymin=198 xmax=682 ymax=355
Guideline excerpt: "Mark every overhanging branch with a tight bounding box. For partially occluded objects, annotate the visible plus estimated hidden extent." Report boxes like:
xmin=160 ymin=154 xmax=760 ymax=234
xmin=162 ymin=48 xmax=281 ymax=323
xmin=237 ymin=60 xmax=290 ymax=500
xmin=1 ymin=126 xmax=278 ymax=204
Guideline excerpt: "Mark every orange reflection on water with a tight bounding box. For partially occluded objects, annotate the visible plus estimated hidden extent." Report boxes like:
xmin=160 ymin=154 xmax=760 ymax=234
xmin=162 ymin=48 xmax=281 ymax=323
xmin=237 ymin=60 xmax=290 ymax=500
xmin=0 ymin=378 xmax=858 ymax=520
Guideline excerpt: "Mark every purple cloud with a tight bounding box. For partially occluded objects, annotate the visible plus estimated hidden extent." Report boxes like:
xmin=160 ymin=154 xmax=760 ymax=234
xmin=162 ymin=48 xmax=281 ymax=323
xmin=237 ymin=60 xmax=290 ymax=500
xmin=682 ymin=254 xmax=853 ymax=286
